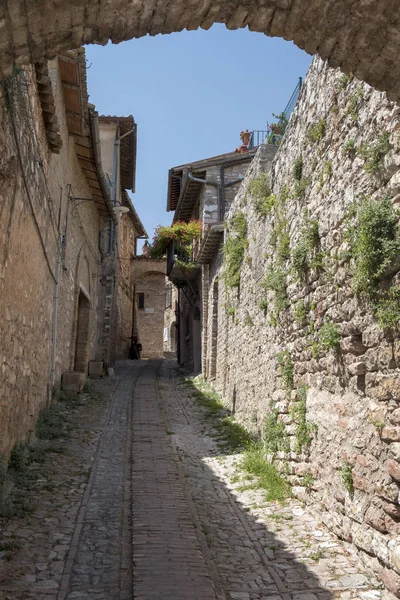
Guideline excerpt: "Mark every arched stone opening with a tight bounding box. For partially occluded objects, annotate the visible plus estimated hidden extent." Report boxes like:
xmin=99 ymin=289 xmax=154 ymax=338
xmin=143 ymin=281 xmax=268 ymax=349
xmin=2 ymin=1 xmax=400 ymax=101
xmin=74 ymin=289 xmax=91 ymax=373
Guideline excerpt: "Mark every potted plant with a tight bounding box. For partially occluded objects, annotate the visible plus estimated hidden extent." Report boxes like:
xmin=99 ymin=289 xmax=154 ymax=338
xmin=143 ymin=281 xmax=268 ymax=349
xmin=240 ymin=129 xmax=252 ymax=145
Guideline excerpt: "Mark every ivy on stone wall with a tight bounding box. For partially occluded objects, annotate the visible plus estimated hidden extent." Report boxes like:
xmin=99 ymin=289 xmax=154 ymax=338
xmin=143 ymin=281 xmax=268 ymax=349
xmin=222 ymin=212 xmax=248 ymax=289
xmin=348 ymin=196 xmax=400 ymax=328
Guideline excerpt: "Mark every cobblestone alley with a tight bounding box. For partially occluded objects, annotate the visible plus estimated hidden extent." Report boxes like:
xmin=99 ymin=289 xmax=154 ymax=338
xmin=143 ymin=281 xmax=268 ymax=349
xmin=0 ymin=360 xmax=393 ymax=600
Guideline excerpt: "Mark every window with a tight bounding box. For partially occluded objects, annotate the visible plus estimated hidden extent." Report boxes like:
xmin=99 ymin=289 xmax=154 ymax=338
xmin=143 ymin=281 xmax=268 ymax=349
xmin=138 ymin=293 xmax=145 ymax=309
xmin=165 ymin=284 xmax=172 ymax=309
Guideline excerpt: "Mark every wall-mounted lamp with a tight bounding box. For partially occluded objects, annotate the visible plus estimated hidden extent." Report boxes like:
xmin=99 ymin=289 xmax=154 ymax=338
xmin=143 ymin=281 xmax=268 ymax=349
xmin=113 ymin=205 xmax=129 ymax=215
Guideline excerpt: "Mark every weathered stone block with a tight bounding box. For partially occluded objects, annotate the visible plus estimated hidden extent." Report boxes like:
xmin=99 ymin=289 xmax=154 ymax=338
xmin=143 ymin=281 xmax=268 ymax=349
xmin=348 ymin=361 xmax=366 ymax=376
xmin=387 ymin=459 xmax=400 ymax=482
xmin=381 ymin=568 xmax=400 ymax=597
xmin=62 ymin=372 xmax=86 ymax=393
xmin=88 ymin=360 xmax=103 ymax=378
xmin=365 ymin=505 xmax=387 ymax=533
xmin=382 ymin=427 xmax=400 ymax=442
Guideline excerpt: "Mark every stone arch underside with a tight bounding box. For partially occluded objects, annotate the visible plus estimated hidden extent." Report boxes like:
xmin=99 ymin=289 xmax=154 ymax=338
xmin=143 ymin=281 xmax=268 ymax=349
xmin=2 ymin=0 xmax=400 ymax=101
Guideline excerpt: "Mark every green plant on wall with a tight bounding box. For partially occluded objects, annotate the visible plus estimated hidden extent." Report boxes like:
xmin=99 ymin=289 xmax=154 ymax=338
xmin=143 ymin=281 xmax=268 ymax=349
xmin=337 ymin=73 xmax=352 ymax=92
xmin=341 ymin=462 xmax=354 ymax=494
xmin=261 ymin=267 xmax=288 ymax=318
xmin=306 ymin=118 xmax=326 ymax=144
xmin=318 ymin=321 xmax=341 ymax=351
xmin=290 ymin=385 xmax=316 ymax=454
xmin=293 ymin=299 xmax=308 ymax=325
xmin=291 ymin=217 xmax=320 ymax=279
xmin=223 ymin=212 xmax=248 ymax=289
xmin=344 ymin=88 xmax=364 ymax=122
xmin=343 ymin=138 xmax=356 ymax=154
xmin=358 ymin=132 xmax=390 ymax=174
xmin=277 ymin=350 xmax=294 ymax=390
xmin=348 ymin=196 xmax=400 ymax=328
xmin=248 ymin=173 xmax=277 ymax=219
xmin=264 ymin=404 xmax=290 ymax=454
xmin=293 ymin=156 xmax=303 ymax=181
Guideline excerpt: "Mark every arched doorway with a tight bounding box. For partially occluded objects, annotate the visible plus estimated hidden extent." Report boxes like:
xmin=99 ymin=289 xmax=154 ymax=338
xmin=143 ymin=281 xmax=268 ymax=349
xmin=74 ymin=289 xmax=91 ymax=373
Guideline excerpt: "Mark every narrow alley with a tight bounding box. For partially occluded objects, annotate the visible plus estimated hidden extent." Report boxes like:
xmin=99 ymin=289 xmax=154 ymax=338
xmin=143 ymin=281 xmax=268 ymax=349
xmin=0 ymin=360 xmax=390 ymax=600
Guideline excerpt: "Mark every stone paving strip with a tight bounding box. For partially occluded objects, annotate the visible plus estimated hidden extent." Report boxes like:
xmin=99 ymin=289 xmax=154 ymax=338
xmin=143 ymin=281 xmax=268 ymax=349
xmin=0 ymin=361 xmax=144 ymax=600
xmin=158 ymin=359 xmax=394 ymax=600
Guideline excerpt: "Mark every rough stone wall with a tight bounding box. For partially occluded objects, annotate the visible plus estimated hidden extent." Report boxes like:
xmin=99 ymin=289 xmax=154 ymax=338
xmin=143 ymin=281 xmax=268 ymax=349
xmin=0 ymin=62 xmax=105 ymax=454
xmin=114 ymin=215 xmax=140 ymax=360
xmin=2 ymin=0 xmax=400 ymax=102
xmin=164 ymin=282 xmax=178 ymax=353
xmin=131 ymin=257 xmax=166 ymax=358
xmin=209 ymin=58 xmax=400 ymax=594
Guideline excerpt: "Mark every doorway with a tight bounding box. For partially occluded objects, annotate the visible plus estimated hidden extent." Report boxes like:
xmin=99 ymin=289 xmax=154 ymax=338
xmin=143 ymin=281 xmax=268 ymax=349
xmin=74 ymin=290 xmax=91 ymax=372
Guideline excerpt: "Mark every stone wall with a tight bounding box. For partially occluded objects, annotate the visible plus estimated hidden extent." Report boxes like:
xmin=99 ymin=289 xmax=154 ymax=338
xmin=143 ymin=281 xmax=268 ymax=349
xmin=0 ymin=61 xmax=107 ymax=454
xmin=2 ymin=0 xmax=400 ymax=102
xmin=131 ymin=257 xmax=166 ymax=359
xmin=164 ymin=283 xmax=178 ymax=353
xmin=208 ymin=58 xmax=400 ymax=594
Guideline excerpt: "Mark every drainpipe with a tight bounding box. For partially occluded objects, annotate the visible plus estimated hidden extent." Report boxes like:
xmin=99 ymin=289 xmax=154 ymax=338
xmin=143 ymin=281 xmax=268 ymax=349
xmin=50 ymin=233 xmax=63 ymax=387
xmin=109 ymin=126 xmax=136 ymax=254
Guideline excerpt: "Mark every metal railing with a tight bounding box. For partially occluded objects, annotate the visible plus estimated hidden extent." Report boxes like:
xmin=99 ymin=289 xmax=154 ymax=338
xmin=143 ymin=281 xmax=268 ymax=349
xmin=167 ymin=239 xmax=196 ymax=276
xmin=246 ymin=77 xmax=303 ymax=151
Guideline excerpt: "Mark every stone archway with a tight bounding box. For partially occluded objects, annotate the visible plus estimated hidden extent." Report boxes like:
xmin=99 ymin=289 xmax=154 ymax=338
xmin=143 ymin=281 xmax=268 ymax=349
xmin=2 ymin=1 xmax=400 ymax=101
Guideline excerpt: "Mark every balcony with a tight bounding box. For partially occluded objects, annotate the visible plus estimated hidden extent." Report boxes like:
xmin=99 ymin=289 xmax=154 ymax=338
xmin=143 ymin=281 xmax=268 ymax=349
xmin=167 ymin=239 xmax=200 ymax=283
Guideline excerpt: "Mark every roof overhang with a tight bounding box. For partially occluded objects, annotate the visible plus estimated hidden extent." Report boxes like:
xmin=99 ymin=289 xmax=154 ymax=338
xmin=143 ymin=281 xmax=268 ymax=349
xmin=197 ymin=224 xmax=224 ymax=263
xmin=58 ymin=50 xmax=114 ymax=220
xmin=167 ymin=149 xmax=257 ymax=217
xmin=99 ymin=116 xmax=137 ymax=192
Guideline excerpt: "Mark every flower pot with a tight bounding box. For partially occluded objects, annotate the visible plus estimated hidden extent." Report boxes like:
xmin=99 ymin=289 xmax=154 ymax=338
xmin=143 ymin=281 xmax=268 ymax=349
xmin=241 ymin=134 xmax=251 ymax=145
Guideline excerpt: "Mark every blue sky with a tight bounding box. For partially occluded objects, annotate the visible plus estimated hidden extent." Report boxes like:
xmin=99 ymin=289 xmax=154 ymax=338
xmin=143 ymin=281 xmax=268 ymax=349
xmin=86 ymin=25 xmax=311 ymax=243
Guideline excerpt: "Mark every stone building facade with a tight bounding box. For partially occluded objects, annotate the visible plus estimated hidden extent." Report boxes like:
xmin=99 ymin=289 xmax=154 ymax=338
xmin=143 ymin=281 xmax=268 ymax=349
xmin=0 ymin=50 xmax=143 ymax=455
xmin=164 ymin=282 xmax=178 ymax=353
xmin=205 ymin=58 xmax=400 ymax=595
xmin=97 ymin=117 xmax=147 ymax=362
xmin=166 ymin=151 xmax=260 ymax=372
xmin=131 ymin=256 xmax=166 ymax=359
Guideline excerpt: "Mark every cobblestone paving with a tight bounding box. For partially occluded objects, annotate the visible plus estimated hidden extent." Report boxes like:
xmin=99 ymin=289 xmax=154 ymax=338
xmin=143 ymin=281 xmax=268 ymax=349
xmin=0 ymin=358 xmax=394 ymax=600
xmin=0 ymin=360 xmax=144 ymax=600
xmin=157 ymin=359 xmax=394 ymax=600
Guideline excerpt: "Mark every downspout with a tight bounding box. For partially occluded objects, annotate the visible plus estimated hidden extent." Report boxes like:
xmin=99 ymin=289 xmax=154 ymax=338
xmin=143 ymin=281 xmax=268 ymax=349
xmin=50 ymin=233 xmax=63 ymax=387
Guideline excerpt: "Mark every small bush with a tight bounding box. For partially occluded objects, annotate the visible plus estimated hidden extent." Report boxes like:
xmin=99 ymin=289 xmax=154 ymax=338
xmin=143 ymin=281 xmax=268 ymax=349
xmin=290 ymin=386 xmax=315 ymax=453
xmin=293 ymin=300 xmax=307 ymax=325
xmin=341 ymin=462 xmax=354 ymax=494
xmin=351 ymin=197 xmax=400 ymax=298
xmin=337 ymin=73 xmax=352 ymax=91
xmin=358 ymin=132 xmax=390 ymax=174
xmin=264 ymin=407 xmax=289 ymax=454
xmin=318 ymin=321 xmax=341 ymax=351
xmin=8 ymin=442 xmax=29 ymax=473
xmin=261 ymin=267 xmax=288 ymax=316
xmin=324 ymin=160 xmax=333 ymax=179
xmin=293 ymin=156 xmax=303 ymax=181
xmin=254 ymin=194 xmax=276 ymax=219
xmin=225 ymin=305 xmax=235 ymax=318
xmin=306 ymin=118 xmax=326 ymax=144
xmin=343 ymin=139 xmax=356 ymax=154
xmin=276 ymin=229 xmax=290 ymax=264
xmin=293 ymin=178 xmax=309 ymax=200
xmin=277 ymin=350 xmax=294 ymax=390
xmin=292 ymin=244 xmax=309 ymax=278
xmin=248 ymin=172 xmax=271 ymax=199
xmin=373 ymin=287 xmax=400 ymax=330
xmin=345 ymin=89 xmax=364 ymax=122
xmin=223 ymin=212 xmax=248 ymax=289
